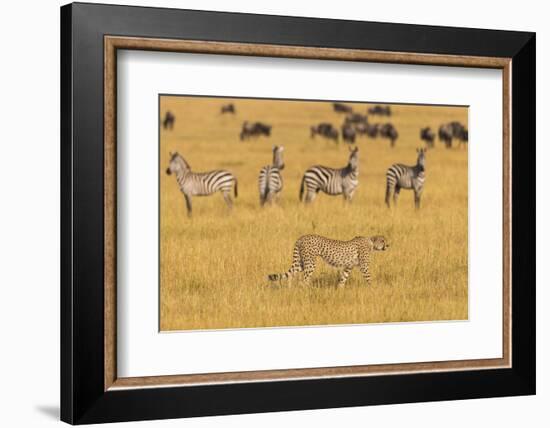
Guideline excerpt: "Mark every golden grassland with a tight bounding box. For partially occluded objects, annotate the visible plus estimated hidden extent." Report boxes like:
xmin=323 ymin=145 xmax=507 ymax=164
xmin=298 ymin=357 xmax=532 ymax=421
xmin=159 ymin=96 xmax=468 ymax=331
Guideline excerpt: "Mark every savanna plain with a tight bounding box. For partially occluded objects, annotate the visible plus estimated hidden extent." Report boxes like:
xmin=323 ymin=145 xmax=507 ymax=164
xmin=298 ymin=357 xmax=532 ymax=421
xmin=160 ymin=96 xmax=468 ymax=331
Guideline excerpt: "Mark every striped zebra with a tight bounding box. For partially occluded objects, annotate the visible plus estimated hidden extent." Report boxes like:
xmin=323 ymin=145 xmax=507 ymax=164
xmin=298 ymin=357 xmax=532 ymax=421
xmin=258 ymin=146 xmax=285 ymax=206
xmin=165 ymin=152 xmax=238 ymax=216
xmin=299 ymin=146 xmax=359 ymax=203
xmin=385 ymin=148 xmax=426 ymax=209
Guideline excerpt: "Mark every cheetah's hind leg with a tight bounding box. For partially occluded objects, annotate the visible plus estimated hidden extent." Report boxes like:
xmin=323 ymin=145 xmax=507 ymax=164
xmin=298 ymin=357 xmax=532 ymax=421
xmin=337 ymin=266 xmax=353 ymax=288
xmin=300 ymin=254 xmax=316 ymax=285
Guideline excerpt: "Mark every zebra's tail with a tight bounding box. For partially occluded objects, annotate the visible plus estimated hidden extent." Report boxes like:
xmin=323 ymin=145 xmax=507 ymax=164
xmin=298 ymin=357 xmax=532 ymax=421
xmin=299 ymin=175 xmax=306 ymax=201
xmin=260 ymin=168 xmax=271 ymax=206
xmin=233 ymin=177 xmax=238 ymax=198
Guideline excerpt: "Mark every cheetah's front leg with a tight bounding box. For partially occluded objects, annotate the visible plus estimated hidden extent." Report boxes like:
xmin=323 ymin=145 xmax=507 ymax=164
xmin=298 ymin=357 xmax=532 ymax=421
xmin=358 ymin=252 xmax=372 ymax=285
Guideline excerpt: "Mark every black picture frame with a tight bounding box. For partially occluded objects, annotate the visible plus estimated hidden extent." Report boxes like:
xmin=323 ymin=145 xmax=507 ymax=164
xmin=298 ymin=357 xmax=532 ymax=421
xmin=61 ymin=2 xmax=535 ymax=424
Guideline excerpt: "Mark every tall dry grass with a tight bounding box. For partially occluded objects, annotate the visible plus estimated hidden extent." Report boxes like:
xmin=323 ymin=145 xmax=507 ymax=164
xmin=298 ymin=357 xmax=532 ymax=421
xmin=159 ymin=96 xmax=468 ymax=331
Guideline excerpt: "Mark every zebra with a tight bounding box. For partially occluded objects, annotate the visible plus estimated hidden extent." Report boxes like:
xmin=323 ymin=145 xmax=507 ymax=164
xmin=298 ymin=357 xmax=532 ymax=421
xmin=385 ymin=148 xmax=426 ymax=209
xmin=300 ymin=146 xmax=359 ymax=204
xmin=165 ymin=152 xmax=238 ymax=216
xmin=259 ymin=146 xmax=285 ymax=206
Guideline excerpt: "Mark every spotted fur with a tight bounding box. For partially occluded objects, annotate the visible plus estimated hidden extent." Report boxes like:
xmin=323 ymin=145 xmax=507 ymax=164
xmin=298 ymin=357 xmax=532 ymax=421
xmin=268 ymin=234 xmax=389 ymax=287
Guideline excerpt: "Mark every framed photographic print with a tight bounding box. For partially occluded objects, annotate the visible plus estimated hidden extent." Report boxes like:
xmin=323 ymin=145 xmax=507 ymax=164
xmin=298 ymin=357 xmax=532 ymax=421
xmin=60 ymin=2 xmax=536 ymax=424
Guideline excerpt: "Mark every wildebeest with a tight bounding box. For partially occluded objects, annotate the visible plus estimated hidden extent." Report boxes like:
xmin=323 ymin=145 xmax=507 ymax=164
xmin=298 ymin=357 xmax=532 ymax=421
xmin=449 ymin=122 xmax=468 ymax=146
xmin=456 ymin=127 xmax=468 ymax=147
xmin=353 ymin=121 xmax=378 ymax=138
xmin=354 ymin=122 xmax=369 ymax=136
xmin=368 ymin=105 xmax=392 ymax=116
xmin=333 ymin=103 xmax=353 ymax=114
xmin=365 ymin=122 xmax=380 ymax=138
xmin=163 ymin=111 xmax=175 ymax=130
xmin=240 ymin=121 xmax=272 ymax=141
xmin=344 ymin=113 xmax=368 ymax=125
xmin=420 ymin=127 xmax=435 ymax=148
xmin=341 ymin=123 xmax=357 ymax=144
xmin=311 ymin=123 xmax=339 ymax=142
xmin=438 ymin=123 xmax=453 ymax=148
xmin=221 ymin=103 xmax=236 ymax=114
xmin=439 ymin=121 xmax=468 ymax=148
xmin=379 ymin=123 xmax=399 ymax=147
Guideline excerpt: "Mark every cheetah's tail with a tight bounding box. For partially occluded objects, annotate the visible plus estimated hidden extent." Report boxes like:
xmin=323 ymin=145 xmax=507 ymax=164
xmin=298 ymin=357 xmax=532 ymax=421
xmin=268 ymin=244 xmax=302 ymax=281
xmin=268 ymin=273 xmax=288 ymax=281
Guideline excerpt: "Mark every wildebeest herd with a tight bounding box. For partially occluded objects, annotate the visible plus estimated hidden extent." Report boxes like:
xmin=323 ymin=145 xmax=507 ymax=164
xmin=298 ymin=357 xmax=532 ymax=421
xmin=163 ymin=102 xmax=467 ymax=217
xmin=308 ymin=104 xmax=398 ymax=147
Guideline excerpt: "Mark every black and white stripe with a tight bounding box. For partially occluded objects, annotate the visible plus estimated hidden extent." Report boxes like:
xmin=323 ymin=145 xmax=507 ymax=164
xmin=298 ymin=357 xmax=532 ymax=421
xmin=166 ymin=152 xmax=238 ymax=216
xmin=300 ymin=147 xmax=359 ymax=203
xmin=385 ymin=148 xmax=426 ymax=209
xmin=259 ymin=146 xmax=284 ymax=206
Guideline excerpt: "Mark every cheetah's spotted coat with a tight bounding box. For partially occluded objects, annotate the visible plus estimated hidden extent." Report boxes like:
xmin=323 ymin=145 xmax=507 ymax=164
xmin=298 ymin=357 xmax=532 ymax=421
xmin=268 ymin=234 xmax=389 ymax=287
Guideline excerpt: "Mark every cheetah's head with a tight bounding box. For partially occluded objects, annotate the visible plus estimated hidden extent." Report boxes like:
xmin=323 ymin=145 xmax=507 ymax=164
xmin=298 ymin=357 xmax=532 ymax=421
xmin=371 ymin=236 xmax=389 ymax=251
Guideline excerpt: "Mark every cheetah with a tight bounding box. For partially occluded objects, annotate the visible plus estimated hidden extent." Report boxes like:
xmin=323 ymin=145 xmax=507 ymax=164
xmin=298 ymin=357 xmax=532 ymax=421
xmin=267 ymin=234 xmax=389 ymax=287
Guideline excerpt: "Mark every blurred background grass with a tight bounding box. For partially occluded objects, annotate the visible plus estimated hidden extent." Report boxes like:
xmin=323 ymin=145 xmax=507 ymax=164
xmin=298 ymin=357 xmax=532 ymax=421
xmin=159 ymin=96 xmax=468 ymax=331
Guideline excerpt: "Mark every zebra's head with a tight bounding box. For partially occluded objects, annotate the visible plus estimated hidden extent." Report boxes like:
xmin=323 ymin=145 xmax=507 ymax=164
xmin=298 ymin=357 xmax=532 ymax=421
xmin=166 ymin=152 xmax=191 ymax=176
xmin=273 ymin=145 xmax=285 ymax=170
xmin=416 ymin=148 xmax=426 ymax=171
xmin=370 ymin=235 xmax=389 ymax=251
xmin=348 ymin=146 xmax=359 ymax=170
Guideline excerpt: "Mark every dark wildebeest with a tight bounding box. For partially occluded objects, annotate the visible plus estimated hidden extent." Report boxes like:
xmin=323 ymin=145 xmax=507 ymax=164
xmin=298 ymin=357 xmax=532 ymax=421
xmin=333 ymin=103 xmax=353 ymax=114
xmin=368 ymin=105 xmax=392 ymax=116
xmin=163 ymin=111 xmax=175 ymax=130
xmin=344 ymin=113 xmax=368 ymax=125
xmin=341 ymin=123 xmax=356 ymax=144
xmin=450 ymin=121 xmax=468 ymax=147
xmin=420 ymin=127 xmax=435 ymax=148
xmin=439 ymin=121 xmax=467 ymax=148
xmin=380 ymin=123 xmax=399 ymax=147
xmin=221 ymin=103 xmax=236 ymax=114
xmin=311 ymin=123 xmax=339 ymax=142
xmin=354 ymin=122 xmax=368 ymax=136
xmin=365 ymin=122 xmax=380 ymax=138
xmin=240 ymin=121 xmax=272 ymax=141
xmin=438 ymin=123 xmax=454 ymax=148
xmin=456 ymin=127 xmax=468 ymax=147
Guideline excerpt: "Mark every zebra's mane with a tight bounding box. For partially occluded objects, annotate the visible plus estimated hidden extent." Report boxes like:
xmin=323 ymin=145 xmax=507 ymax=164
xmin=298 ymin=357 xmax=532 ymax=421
xmin=171 ymin=152 xmax=191 ymax=170
xmin=346 ymin=147 xmax=359 ymax=171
